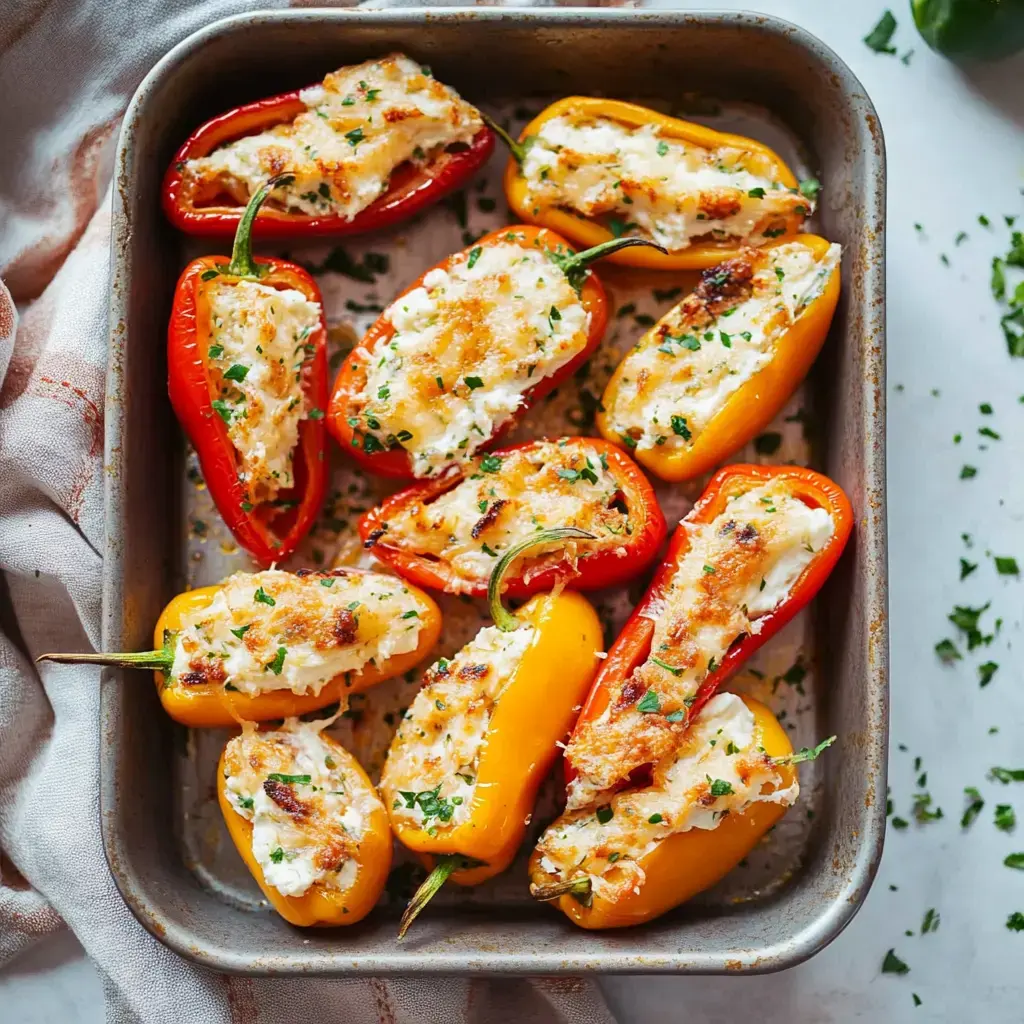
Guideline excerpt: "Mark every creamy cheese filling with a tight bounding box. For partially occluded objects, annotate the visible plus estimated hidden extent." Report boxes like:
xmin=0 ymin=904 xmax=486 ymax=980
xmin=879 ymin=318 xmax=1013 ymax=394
xmin=380 ymin=623 xmax=536 ymax=831
xmin=379 ymin=440 xmax=631 ymax=589
xmin=565 ymin=482 xmax=833 ymax=810
xmin=206 ymin=278 xmax=322 ymax=502
xmin=535 ymin=693 xmax=798 ymax=900
xmin=223 ymin=719 xmax=382 ymax=897
xmin=183 ymin=53 xmax=482 ymax=219
xmin=353 ymin=241 xmax=590 ymax=478
xmin=169 ymin=568 xmax=426 ymax=697
xmin=603 ymin=241 xmax=841 ymax=452
xmin=520 ymin=114 xmax=811 ymax=252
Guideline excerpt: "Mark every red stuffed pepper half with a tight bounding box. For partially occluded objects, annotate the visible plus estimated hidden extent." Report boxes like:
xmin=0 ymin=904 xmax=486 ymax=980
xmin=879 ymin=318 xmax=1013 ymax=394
xmin=163 ymin=53 xmax=494 ymax=238
xmin=358 ymin=436 xmax=667 ymax=598
xmin=563 ymin=463 xmax=852 ymax=811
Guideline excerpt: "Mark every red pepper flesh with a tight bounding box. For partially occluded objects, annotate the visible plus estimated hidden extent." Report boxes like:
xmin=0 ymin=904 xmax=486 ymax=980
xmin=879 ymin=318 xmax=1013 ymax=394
xmin=168 ymin=177 xmax=329 ymax=566
xmin=162 ymin=88 xmax=494 ymax=238
xmin=566 ymin=463 xmax=853 ymax=782
xmin=358 ymin=436 xmax=667 ymax=598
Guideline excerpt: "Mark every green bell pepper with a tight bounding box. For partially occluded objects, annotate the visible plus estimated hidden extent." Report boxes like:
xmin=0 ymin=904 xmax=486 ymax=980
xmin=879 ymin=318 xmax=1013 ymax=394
xmin=911 ymin=0 xmax=1024 ymax=61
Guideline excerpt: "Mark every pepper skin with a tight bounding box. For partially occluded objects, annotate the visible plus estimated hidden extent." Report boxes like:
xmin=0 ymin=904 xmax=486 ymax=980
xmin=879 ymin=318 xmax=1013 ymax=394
xmin=498 ymin=97 xmax=807 ymax=270
xmin=168 ymin=176 xmax=328 ymax=565
xmin=162 ymin=89 xmax=494 ymax=238
xmin=566 ymin=464 xmax=852 ymax=785
xmin=217 ymin=728 xmax=392 ymax=926
xmin=358 ymin=437 xmax=666 ymax=598
xmin=530 ymin=695 xmax=796 ymax=929
xmin=327 ymin=227 xmax=662 ymax=480
xmin=597 ymin=235 xmax=841 ymax=482
xmin=37 ymin=569 xmax=442 ymax=728
xmin=379 ymin=530 xmax=603 ymax=936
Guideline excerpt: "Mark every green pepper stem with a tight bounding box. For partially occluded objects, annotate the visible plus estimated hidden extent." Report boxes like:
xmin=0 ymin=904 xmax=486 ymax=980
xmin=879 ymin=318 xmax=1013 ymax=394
xmin=36 ymin=649 xmax=173 ymax=671
xmin=226 ymin=173 xmax=296 ymax=278
xmin=771 ymin=735 xmax=837 ymax=766
xmin=549 ymin=237 xmax=668 ymax=293
xmin=487 ymin=527 xmax=596 ymax=633
xmin=530 ymin=876 xmax=593 ymax=906
xmin=398 ymin=853 xmax=483 ymax=940
xmin=479 ymin=111 xmax=525 ymax=164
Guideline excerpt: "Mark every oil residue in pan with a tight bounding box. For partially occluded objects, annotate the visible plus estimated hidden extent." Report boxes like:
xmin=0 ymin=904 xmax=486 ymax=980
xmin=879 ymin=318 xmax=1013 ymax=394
xmin=176 ymin=98 xmax=831 ymax=916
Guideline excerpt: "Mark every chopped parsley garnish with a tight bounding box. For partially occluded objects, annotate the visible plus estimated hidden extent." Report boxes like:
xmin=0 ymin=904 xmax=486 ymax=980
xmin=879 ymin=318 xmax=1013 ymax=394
xmin=709 ymin=779 xmax=734 ymax=798
xmin=960 ymin=558 xmax=978 ymax=580
xmin=960 ymin=465 xmax=977 ymax=479
xmin=799 ymin=178 xmax=821 ymax=199
xmin=207 ymin=344 xmax=224 ymax=359
xmin=1005 ymin=853 xmax=1024 ymax=870
xmin=345 ymin=127 xmax=364 ymax=147
xmin=979 ymin=426 xmax=1001 ymax=440
xmin=464 ymin=376 xmax=484 ymax=390
xmin=961 ymin=787 xmax=984 ymax=828
xmin=253 ymin=587 xmax=276 ymax=606
xmin=656 ymin=140 xmax=669 ymax=157
xmin=1008 ymin=912 xmax=1024 ymax=931
xmin=401 ymin=609 xmax=419 ymax=619
xmin=467 ymin=246 xmax=482 ymax=269
xmin=990 ymin=767 xmax=1024 ymax=784
xmin=650 ymin=656 xmax=682 ymax=676
xmin=269 ymin=847 xmax=285 ymax=864
xmin=267 ymin=773 xmax=310 ymax=785
xmin=912 ymin=792 xmax=943 ymax=823
xmin=648 ymin=813 xmax=664 ymax=824
xmin=480 ymin=455 xmax=503 ymax=473
xmin=948 ymin=602 xmax=993 ymax=650
xmin=864 ymin=10 xmax=898 ymax=54
xmin=230 ymin=624 xmax=251 ymax=640
xmin=747 ymin=187 xmax=766 ymax=199
xmin=978 ymin=661 xmax=999 ymax=687
xmin=236 ymin=796 xmax=254 ymax=810
xmin=995 ymin=804 xmax=1016 ymax=831
xmin=308 ymin=408 xmax=324 ymax=420
xmin=671 ymin=415 xmax=692 ymax=440
xmin=881 ymin=948 xmax=910 ymax=974
xmin=665 ymin=709 xmax=686 ymax=723
xmin=398 ymin=785 xmax=458 ymax=825
xmin=995 ymin=556 xmax=1019 ymax=575
xmin=211 ymin=400 xmax=234 ymax=424
xmin=636 ymin=689 xmax=661 ymax=714
xmin=921 ymin=908 xmax=940 ymax=934
xmin=596 ymin=805 xmax=613 ymax=824
xmin=223 ymin=363 xmax=249 ymax=383
xmin=265 ymin=646 xmax=287 ymax=675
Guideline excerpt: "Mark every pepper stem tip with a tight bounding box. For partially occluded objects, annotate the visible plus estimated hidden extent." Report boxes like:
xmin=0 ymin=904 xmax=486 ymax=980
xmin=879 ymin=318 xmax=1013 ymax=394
xmin=35 ymin=649 xmax=174 ymax=671
xmin=226 ymin=172 xmax=297 ymax=278
xmin=486 ymin=526 xmax=595 ymax=632
xmin=479 ymin=111 xmax=526 ymax=164
xmin=530 ymin=876 xmax=593 ymax=906
xmin=397 ymin=854 xmax=482 ymax=940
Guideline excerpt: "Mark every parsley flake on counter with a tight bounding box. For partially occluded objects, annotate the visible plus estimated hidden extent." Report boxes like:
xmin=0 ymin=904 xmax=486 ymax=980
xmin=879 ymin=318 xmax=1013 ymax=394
xmin=960 ymin=465 xmax=977 ymax=479
xmin=962 ymin=787 xmax=985 ymax=828
xmin=994 ymin=556 xmax=1019 ymax=575
xmin=1008 ymin=912 xmax=1024 ymax=931
xmin=881 ymin=948 xmax=910 ymax=974
xmin=921 ymin=908 xmax=940 ymax=934
xmin=995 ymin=804 xmax=1016 ymax=831
xmin=960 ymin=558 xmax=978 ymax=580
xmin=935 ymin=638 xmax=961 ymax=664
xmin=978 ymin=661 xmax=999 ymax=687
xmin=990 ymin=767 xmax=1024 ymax=784
xmin=1005 ymin=853 xmax=1024 ymax=870
xmin=864 ymin=11 xmax=898 ymax=54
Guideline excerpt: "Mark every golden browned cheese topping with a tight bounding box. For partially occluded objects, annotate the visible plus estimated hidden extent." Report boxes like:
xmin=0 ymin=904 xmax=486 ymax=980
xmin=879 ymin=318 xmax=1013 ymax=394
xmin=223 ymin=719 xmax=383 ymax=897
xmin=564 ymin=481 xmax=833 ymax=810
xmin=377 ymin=441 xmax=632 ymax=590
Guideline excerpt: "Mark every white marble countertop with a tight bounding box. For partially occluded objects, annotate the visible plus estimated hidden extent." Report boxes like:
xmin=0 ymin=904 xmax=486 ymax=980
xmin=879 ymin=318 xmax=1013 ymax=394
xmin=3 ymin=2 xmax=1024 ymax=1020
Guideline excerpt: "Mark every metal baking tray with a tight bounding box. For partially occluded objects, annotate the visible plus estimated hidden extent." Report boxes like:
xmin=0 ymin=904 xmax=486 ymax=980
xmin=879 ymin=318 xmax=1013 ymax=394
xmin=103 ymin=7 xmax=888 ymax=975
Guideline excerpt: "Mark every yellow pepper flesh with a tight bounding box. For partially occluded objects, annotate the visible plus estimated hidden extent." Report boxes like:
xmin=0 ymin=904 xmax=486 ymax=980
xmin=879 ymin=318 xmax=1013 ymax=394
xmin=153 ymin=580 xmax=441 ymax=728
xmin=597 ymin=234 xmax=840 ymax=482
xmin=503 ymin=97 xmax=805 ymax=270
xmin=389 ymin=589 xmax=603 ymax=887
xmin=216 ymin=732 xmax=392 ymax=927
xmin=530 ymin=695 xmax=796 ymax=930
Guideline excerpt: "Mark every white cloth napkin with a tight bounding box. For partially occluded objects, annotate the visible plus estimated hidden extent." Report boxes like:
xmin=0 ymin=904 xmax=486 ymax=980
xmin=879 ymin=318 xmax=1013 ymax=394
xmin=0 ymin=2 xmax=616 ymax=1020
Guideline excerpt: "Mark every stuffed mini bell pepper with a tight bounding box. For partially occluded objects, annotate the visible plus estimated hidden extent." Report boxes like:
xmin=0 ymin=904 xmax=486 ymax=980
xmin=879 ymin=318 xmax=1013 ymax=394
xmin=359 ymin=436 xmax=666 ymax=598
xmin=164 ymin=53 xmax=494 ymax=237
xmin=378 ymin=529 xmax=604 ymax=937
xmin=493 ymin=97 xmax=813 ymax=270
xmin=38 ymin=568 xmax=441 ymax=728
xmin=599 ymin=235 xmax=841 ymax=482
xmin=530 ymin=692 xmax=833 ymax=929
xmin=326 ymin=226 xmax=664 ymax=480
xmin=168 ymin=174 xmax=329 ymax=565
xmin=563 ymin=464 xmax=851 ymax=812
xmin=218 ymin=716 xmax=392 ymax=926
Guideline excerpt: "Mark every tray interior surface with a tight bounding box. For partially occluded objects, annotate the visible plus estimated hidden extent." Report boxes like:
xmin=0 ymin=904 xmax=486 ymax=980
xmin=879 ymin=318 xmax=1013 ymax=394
xmin=104 ymin=8 xmax=887 ymax=975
